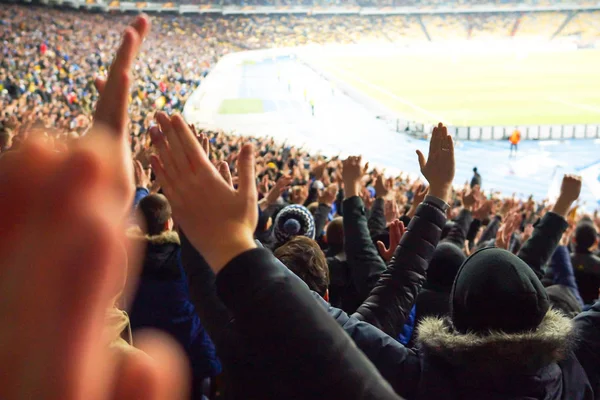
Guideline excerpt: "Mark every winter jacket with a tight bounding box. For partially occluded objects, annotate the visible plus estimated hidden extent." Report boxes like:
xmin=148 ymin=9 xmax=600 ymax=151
xmin=331 ymin=195 xmax=387 ymax=313
xmin=127 ymin=229 xmax=221 ymax=382
xmin=550 ymin=246 xmax=584 ymax=307
xmin=215 ymin=238 xmax=600 ymax=400
xmin=571 ymin=250 xmax=600 ymax=305
xmin=181 ymin=198 xmax=447 ymax=398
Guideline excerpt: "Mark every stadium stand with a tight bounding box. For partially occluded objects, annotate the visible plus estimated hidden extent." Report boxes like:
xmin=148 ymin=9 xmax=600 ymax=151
xmin=2 ymin=3 xmax=600 ymax=400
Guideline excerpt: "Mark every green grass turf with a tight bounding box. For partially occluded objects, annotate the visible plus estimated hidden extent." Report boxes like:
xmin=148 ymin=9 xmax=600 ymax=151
xmin=318 ymin=49 xmax=600 ymax=126
xmin=218 ymin=98 xmax=264 ymax=114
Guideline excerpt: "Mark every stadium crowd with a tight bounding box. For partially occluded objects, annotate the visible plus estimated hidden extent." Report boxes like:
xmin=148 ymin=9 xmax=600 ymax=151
xmin=2 ymin=7 xmax=600 ymax=400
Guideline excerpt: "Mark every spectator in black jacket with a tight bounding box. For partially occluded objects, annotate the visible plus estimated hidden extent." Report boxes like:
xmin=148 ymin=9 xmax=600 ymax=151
xmin=470 ymin=166 xmax=481 ymax=188
xmin=572 ymin=221 xmax=600 ymax=305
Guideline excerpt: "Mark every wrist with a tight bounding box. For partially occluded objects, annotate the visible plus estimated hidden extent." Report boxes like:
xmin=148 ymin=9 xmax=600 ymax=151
xmin=204 ymin=232 xmax=257 ymax=274
xmin=428 ymin=185 xmax=451 ymax=203
xmin=552 ymin=198 xmax=572 ymax=218
xmin=343 ymin=181 xmax=361 ymax=199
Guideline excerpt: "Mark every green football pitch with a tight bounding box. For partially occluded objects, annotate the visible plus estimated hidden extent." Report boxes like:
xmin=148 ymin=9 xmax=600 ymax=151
xmin=317 ymin=49 xmax=600 ymax=126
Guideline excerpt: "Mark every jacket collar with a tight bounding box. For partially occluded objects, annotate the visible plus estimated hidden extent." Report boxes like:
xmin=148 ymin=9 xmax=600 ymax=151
xmin=127 ymin=226 xmax=180 ymax=246
xmin=416 ymin=309 xmax=575 ymax=373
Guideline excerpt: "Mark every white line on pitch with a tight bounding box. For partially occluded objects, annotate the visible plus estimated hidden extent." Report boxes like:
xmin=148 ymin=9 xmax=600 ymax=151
xmin=320 ymin=62 xmax=451 ymax=125
xmin=548 ymin=97 xmax=600 ymax=114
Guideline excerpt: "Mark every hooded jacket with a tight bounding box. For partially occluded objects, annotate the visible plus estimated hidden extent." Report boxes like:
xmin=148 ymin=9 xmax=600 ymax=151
xmin=127 ymin=229 xmax=221 ymax=380
xmin=181 ymin=199 xmax=446 ymax=399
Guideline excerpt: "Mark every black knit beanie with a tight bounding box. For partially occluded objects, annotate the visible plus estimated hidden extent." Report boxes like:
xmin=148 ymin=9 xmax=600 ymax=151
xmin=451 ymin=247 xmax=549 ymax=334
xmin=575 ymin=222 xmax=597 ymax=253
xmin=425 ymin=242 xmax=466 ymax=292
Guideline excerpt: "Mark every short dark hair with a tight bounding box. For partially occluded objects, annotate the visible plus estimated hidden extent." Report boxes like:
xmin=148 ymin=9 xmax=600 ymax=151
xmin=274 ymin=236 xmax=329 ymax=297
xmin=326 ymin=217 xmax=344 ymax=247
xmin=575 ymin=222 xmax=597 ymax=252
xmin=138 ymin=194 xmax=172 ymax=236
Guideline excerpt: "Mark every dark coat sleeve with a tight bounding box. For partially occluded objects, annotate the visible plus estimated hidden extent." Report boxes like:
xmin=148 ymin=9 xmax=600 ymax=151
xmin=313 ymin=203 xmax=331 ymax=240
xmin=443 ymin=208 xmax=473 ymax=248
xmin=216 ymin=248 xmax=403 ymax=400
xmin=550 ymin=246 xmax=584 ymax=306
xmin=179 ymin=230 xmax=240 ymax=352
xmin=335 ymin=187 xmax=344 ymax=217
xmin=314 ymin=293 xmax=420 ymax=399
xmin=573 ymin=300 xmax=600 ymax=395
xmin=517 ymin=211 xmax=568 ymax=279
xmin=466 ymin=218 xmax=482 ymax=250
xmin=353 ymin=200 xmax=446 ymax=338
xmin=477 ymin=215 xmax=501 ymax=249
xmin=368 ymin=197 xmax=387 ymax=239
xmin=343 ymin=196 xmax=387 ymax=302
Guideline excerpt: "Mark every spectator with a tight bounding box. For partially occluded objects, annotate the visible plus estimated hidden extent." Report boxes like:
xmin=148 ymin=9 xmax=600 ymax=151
xmin=572 ymin=222 xmax=600 ymax=305
xmin=129 ymin=194 xmax=221 ymax=399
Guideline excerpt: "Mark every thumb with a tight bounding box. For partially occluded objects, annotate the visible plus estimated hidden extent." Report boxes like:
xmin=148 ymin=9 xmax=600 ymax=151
xmin=376 ymin=241 xmax=387 ymax=256
xmin=237 ymin=143 xmax=256 ymax=199
xmin=416 ymin=150 xmax=426 ymax=171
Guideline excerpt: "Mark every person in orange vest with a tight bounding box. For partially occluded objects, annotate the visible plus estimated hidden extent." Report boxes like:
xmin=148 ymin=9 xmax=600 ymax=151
xmin=510 ymin=128 xmax=521 ymax=157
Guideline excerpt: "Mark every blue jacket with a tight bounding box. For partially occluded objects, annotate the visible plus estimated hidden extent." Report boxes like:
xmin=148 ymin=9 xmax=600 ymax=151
xmin=128 ymin=229 xmax=221 ymax=380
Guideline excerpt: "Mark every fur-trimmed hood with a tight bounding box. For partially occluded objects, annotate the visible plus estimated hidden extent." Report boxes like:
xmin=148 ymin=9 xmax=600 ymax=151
xmin=126 ymin=226 xmax=180 ymax=246
xmin=416 ymin=309 xmax=576 ymax=373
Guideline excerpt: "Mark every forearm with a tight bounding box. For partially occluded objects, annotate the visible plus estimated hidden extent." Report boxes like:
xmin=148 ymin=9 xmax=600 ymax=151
xmin=343 ymin=196 xmax=387 ymax=300
xmin=216 ymin=249 xmax=401 ymax=399
xmin=517 ymin=212 xmax=568 ymax=278
xmin=354 ymin=198 xmax=446 ymax=337
xmin=368 ymin=197 xmax=387 ymax=238
xmin=313 ymin=203 xmax=332 ymax=240
xmin=179 ymin=229 xmax=237 ymax=347
xmin=551 ymin=245 xmax=583 ymax=306
xmin=443 ymin=208 xmax=472 ymax=248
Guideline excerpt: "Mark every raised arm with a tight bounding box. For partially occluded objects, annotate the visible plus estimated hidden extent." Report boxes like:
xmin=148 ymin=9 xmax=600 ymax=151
xmin=550 ymin=224 xmax=584 ymax=306
xmin=342 ymin=156 xmax=388 ymax=303
xmin=368 ymin=176 xmax=392 ymax=238
xmin=353 ymin=123 xmax=454 ymax=338
xmin=517 ymin=175 xmax=580 ymax=278
xmin=150 ymin=114 xmax=403 ymax=399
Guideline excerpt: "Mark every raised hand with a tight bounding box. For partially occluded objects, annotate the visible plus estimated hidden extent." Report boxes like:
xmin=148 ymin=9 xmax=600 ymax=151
xmin=319 ymin=183 xmax=338 ymax=207
xmin=0 ymin=137 xmax=188 ymax=399
xmin=496 ymin=211 xmax=522 ymax=250
xmin=384 ymin=199 xmax=399 ymax=225
xmin=263 ymin=174 xmax=293 ymax=209
xmin=374 ymin=175 xmax=391 ymax=199
xmin=342 ymin=156 xmax=368 ymax=198
xmin=473 ymin=198 xmax=493 ymax=221
xmin=416 ymin=123 xmax=455 ymax=202
xmin=553 ymin=174 xmax=582 ymax=218
xmin=462 ymin=185 xmax=481 ymax=209
xmin=407 ymin=184 xmax=428 ymax=218
xmin=150 ymin=112 xmax=258 ymax=272
xmin=376 ymin=220 xmax=405 ymax=263
xmin=134 ymin=159 xmax=151 ymax=189
xmin=84 ymin=15 xmax=150 ymax=215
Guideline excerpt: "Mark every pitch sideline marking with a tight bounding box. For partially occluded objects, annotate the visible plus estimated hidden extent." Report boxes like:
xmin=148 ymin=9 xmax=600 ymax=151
xmin=548 ymin=97 xmax=600 ymax=114
xmin=319 ymin=61 xmax=452 ymax=125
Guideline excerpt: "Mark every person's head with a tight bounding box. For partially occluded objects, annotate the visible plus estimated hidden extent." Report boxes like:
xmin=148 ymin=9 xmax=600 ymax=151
xmin=574 ymin=222 xmax=598 ymax=253
xmin=137 ymin=194 xmax=173 ymax=236
xmin=273 ymin=204 xmax=315 ymax=246
xmin=274 ymin=236 xmax=329 ymax=299
xmin=426 ymin=242 xmax=466 ymax=292
xmin=451 ymin=248 xmax=549 ymax=334
xmin=325 ymin=217 xmax=344 ymax=248
xmin=473 ymin=167 xmax=478 ymax=173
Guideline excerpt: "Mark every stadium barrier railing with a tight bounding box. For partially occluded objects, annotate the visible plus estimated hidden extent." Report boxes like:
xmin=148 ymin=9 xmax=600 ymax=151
xmin=18 ymin=0 xmax=600 ymax=15
xmin=398 ymin=121 xmax=600 ymax=141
